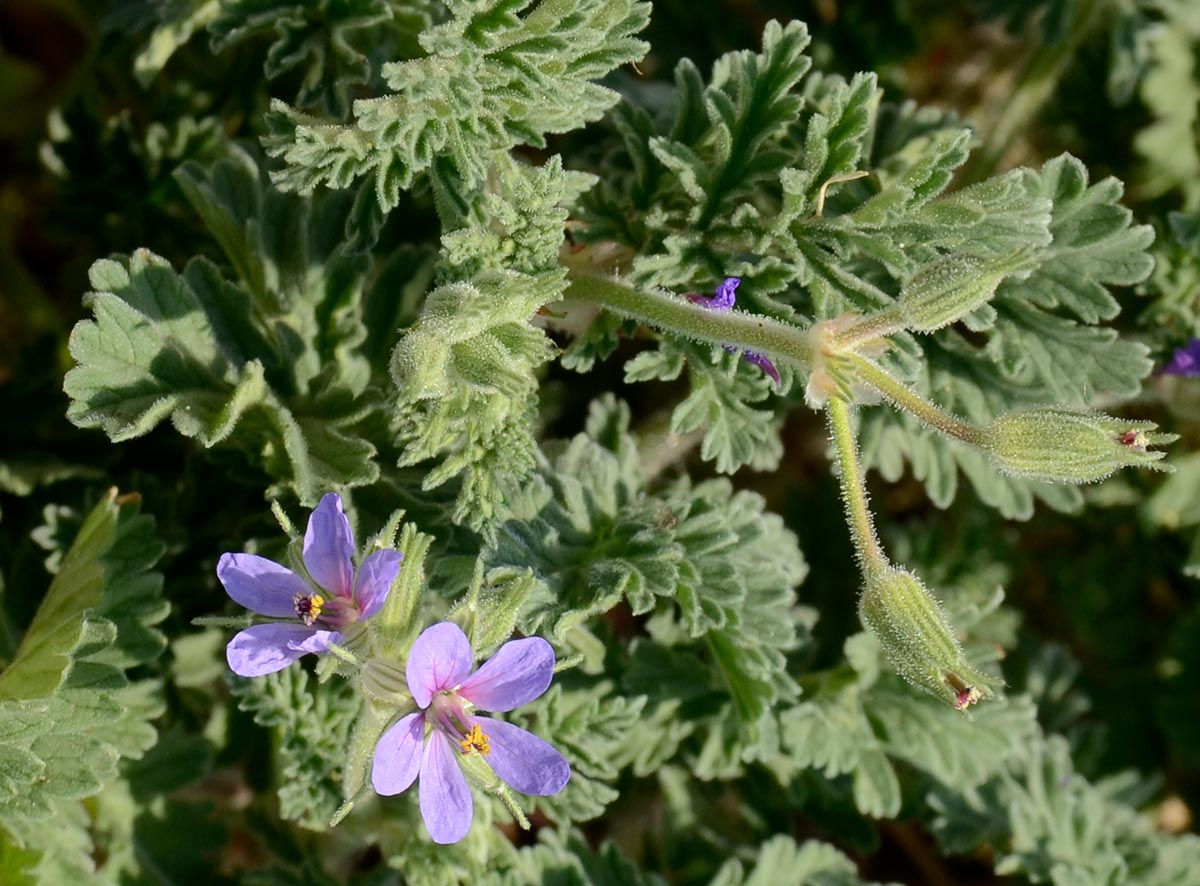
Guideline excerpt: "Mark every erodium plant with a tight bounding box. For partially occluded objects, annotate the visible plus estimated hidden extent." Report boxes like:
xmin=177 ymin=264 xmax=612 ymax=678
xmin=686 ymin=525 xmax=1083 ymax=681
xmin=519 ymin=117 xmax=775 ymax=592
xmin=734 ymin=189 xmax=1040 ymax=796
xmin=5 ymin=1 xmax=1200 ymax=883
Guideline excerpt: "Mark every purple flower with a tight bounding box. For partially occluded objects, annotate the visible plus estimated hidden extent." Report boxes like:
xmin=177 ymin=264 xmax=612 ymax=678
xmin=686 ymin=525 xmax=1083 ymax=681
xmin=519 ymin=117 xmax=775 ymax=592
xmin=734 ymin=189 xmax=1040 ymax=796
xmin=686 ymin=276 xmax=781 ymax=386
xmin=371 ymin=622 xmax=570 ymax=844
xmin=218 ymin=493 xmax=402 ymax=677
xmin=1161 ymin=339 xmax=1200 ymax=377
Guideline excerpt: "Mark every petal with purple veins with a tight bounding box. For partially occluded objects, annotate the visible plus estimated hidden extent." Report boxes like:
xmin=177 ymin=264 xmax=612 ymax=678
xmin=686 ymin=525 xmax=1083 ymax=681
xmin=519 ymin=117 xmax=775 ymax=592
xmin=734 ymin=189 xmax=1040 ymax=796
xmin=478 ymin=717 xmax=570 ymax=796
xmin=406 ymin=622 xmax=474 ymax=708
xmin=459 ymin=636 xmax=555 ymax=712
xmin=217 ymin=553 xmax=310 ymax=618
xmin=303 ymin=493 xmax=355 ymax=598
xmin=371 ymin=711 xmax=426 ymax=796
xmin=419 ymin=733 xmax=473 ymax=844
xmin=225 ymin=623 xmax=336 ymax=677
xmin=354 ymin=549 xmax=403 ymax=619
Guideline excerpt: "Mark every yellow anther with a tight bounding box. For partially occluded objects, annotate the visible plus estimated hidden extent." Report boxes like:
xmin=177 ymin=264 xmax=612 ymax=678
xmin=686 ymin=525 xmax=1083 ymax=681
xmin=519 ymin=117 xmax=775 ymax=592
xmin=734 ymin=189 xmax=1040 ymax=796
xmin=294 ymin=593 xmax=325 ymax=626
xmin=459 ymin=723 xmax=491 ymax=756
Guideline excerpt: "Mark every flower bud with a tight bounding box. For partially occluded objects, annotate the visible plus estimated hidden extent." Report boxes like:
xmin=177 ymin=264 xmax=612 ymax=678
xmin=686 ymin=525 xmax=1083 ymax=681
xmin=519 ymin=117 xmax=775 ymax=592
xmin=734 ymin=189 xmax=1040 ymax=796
xmin=982 ymin=408 xmax=1176 ymax=484
xmin=897 ymin=249 xmax=1035 ymax=333
xmin=859 ymin=565 xmax=1000 ymax=710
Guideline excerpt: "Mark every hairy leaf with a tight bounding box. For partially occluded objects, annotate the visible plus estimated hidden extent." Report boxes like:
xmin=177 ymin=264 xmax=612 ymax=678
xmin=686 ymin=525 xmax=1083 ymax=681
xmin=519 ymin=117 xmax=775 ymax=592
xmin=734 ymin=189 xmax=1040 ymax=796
xmin=0 ymin=492 xmax=167 ymax=873
xmin=65 ymin=146 xmax=381 ymax=503
xmin=265 ymin=0 xmax=650 ymax=210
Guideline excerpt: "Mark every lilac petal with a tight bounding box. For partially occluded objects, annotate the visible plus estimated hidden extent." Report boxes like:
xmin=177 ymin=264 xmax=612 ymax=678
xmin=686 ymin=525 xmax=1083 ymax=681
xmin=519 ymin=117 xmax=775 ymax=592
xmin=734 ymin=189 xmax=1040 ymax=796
xmin=225 ymin=623 xmax=336 ymax=677
xmin=686 ymin=277 xmax=739 ymax=312
xmin=371 ymin=712 xmax=425 ymax=796
xmin=303 ymin=493 xmax=355 ymax=598
xmin=713 ymin=276 xmax=740 ymax=310
xmin=217 ymin=553 xmax=309 ymax=617
xmin=1161 ymin=340 xmax=1200 ymax=377
xmin=407 ymin=622 xmax=474 ymax=709
xmin=459 ymin=637 xmax=555 ymax=712
xmin=419 ymin=733 xmax=473 ymax=844
xmin=354 ymin=549 xmax=402 ymax=619
xmin=478 ymin=717 xmax=570 ymax=796
xmin=743 ymin=350 xmax=781 ymax=386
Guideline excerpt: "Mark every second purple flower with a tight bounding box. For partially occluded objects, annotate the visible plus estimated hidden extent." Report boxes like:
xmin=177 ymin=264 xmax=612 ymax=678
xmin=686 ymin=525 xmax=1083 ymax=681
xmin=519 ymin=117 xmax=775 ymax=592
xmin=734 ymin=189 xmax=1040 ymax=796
xmin=686 ymin=276 xmax=781 ymax=385
xmin=371 ymin=622 xmax=570 ymax=844
xmin=1160 ymin=338 xmax=1200 ymax=378
xmin=218 ymin=493 xmax=403 ymax=677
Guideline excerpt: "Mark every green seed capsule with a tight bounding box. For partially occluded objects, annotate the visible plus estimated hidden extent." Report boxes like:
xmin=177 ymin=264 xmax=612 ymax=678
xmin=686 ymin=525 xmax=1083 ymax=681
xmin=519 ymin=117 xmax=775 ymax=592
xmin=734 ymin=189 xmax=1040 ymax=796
xmin=859 ymin=565 xmax=1000 ymax=710
xmin=982 ymin=408 xmax=1176 ymax=484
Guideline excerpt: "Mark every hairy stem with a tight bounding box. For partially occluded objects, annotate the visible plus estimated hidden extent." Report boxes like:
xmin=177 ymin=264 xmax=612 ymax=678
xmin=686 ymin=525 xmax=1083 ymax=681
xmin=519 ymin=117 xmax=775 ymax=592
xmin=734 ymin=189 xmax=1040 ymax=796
xmin=849 ymin=355 xmax=984 ymax=446
xmin=827 ymin=396 xmax=886 ymax=570
xmin=562 ymin=269 xmax=813 ymax=368
xmin=831 ymin=307 xmax=905 ymax=349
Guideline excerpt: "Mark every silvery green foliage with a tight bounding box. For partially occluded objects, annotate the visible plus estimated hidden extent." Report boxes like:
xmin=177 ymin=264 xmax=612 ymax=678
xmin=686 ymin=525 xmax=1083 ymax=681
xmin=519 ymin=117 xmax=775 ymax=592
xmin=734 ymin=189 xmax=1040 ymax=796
xmin=14 ymin=1 xmax=1199 ymax=883
xmin=577 ymin=24 xmax=1155 ymax=508
xmin=64 ymin=146 xmax=381 ymax=504
xmin=264 ymin=0 xmax=651 ymax=210
xmin=0 ymin=494 xmax=168 ymax=881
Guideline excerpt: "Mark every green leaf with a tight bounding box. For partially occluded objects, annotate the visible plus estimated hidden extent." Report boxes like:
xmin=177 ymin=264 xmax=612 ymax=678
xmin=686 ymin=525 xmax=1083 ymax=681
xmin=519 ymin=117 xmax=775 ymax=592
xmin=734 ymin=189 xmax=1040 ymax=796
xmin=230 ymin=667 xmax=363 ymax=830
xmin=859 ymin=154 xmax=1153 ymax=517
xmin=265 ymin=0 xmax=650 ymax=210
xmin=484 ymin=396 xmax=806 ymax=773
xmin=666 ymin=344 xmax=786 ymax=474
xmin=710 ymin=836 xmax=887 ymax=886
xmin=506 ymin=828 xmax=664 ymax=886
xmin=0 ymin=492 xmax=167 ymax=864
xmin=210 ymin=0 xmax=408 ymax=116
xmin=781 ymin=678 xmax=902 ymax=818
xmin=650 ymin=20 xmax=812 ymax=230
xmin=1134 ymin=16 xmax=1200 ymax=205
xmin=0 ymin=491 xmax=166 ymax=700
xmin=442 ymin=153 xmax=595 ymax=279
xmin=523 ymin=683 xmax=644 ymax=823
xmin=65 ymin=146 xmax=383 ymax=503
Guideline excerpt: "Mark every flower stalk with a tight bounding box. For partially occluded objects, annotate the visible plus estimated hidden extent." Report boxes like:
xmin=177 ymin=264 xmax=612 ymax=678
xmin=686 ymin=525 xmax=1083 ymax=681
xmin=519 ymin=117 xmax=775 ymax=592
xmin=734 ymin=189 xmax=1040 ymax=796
xmin=847 ymin=355 xmax=984 ymax=445
xmin=826 ymin=396 xmax=885 ymax=570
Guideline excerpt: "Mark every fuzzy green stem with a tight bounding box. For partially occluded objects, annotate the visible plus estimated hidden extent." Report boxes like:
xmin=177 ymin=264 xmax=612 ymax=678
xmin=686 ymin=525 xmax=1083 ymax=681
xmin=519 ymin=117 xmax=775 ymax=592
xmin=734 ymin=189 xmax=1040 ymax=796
xmin=562 ymin=270 xmax=813 ymax=368
xmin=831 ymin=307 xmax=905 ymax=349
xmin=849 ymin=355 xmax=984 ymax=446
xmin=827 ymin=396 xmax=886 ymax=570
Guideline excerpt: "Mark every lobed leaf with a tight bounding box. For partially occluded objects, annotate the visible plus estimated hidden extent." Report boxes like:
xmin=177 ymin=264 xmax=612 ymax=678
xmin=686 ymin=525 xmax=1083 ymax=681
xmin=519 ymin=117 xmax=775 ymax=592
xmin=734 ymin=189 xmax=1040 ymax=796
xmin=265 ymin=0 xmax=650 ymax=210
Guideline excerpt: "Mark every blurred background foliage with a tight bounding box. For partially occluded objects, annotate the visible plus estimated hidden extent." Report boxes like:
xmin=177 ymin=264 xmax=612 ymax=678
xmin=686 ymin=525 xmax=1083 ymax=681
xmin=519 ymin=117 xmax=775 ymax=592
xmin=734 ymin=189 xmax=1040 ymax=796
xmin=2 ymin=0 xmax=1200 ymax=883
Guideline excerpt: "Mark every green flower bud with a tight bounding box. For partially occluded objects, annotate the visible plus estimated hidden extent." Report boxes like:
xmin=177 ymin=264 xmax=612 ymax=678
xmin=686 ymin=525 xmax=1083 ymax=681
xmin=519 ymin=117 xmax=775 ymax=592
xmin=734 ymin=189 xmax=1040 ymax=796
xmin=860 ymin=565 xmax=1000 ymax=710
xmin=982 ymin=408 xmax=1176 ymax=484
xmin=897 ymin=248 xmax=1035 ymax=333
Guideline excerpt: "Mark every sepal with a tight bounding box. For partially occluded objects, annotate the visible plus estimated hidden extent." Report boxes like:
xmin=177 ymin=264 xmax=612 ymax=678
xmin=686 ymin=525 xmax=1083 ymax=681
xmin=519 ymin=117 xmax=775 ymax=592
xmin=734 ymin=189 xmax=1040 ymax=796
xmin=897 ymin=248 xmax=1037 ymax=333
xmin=859 ymin=565 xmax=1001 ymax=710
xmin=982 ymin=408 xmax=1176 ymax=483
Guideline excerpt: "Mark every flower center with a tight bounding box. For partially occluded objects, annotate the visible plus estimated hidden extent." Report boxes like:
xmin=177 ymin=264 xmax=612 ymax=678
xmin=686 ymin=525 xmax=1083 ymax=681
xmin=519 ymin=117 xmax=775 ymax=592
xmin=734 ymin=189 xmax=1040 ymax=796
xmin=458 ymin=723 xmax=491 ymax=756
xmin=293 ymin=591 xmax=358 ymax=627
xmin=429 ymin=690 xmax=490 ymax=755
xmin=293 ymin=593 xmax=325 ymax=626
xmin=1117 ymin=430 xmax=1149 ymax=450
xmin=945 ymin=672 xmax=982 ymax=711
